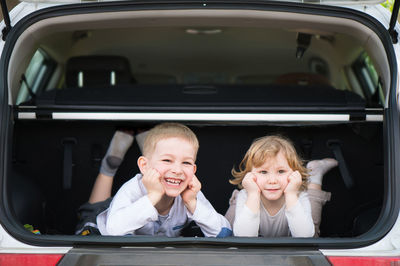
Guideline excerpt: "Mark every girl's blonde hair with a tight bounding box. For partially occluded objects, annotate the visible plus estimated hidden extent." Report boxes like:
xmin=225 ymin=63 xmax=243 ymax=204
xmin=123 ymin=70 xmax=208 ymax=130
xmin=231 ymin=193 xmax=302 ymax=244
xmin=230 ymin=135 xmax=309 ymax=191
xmin=143 ymin=123 xmax=199 ymax=159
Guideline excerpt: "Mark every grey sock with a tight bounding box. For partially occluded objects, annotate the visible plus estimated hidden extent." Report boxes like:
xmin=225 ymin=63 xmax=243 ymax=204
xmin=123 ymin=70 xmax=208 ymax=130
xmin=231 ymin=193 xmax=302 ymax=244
xmin=100 ymin=131 xmax=134 ymax=177
xmin=135 ymin=130 xmax=149 ymax=154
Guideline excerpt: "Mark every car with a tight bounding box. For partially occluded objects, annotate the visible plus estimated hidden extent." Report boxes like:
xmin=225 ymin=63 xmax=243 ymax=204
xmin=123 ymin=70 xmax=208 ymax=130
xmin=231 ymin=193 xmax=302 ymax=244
xmin=0 ymin=0 xmax=399 ymax=264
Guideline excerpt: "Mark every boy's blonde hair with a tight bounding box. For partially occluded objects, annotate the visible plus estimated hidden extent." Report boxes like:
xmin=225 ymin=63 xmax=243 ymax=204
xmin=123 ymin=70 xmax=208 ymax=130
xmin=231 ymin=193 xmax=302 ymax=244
xmin=143 ymin=123 xmax=199 ymax=159
xmin=230 ymin=135 xmax=309 ymax=191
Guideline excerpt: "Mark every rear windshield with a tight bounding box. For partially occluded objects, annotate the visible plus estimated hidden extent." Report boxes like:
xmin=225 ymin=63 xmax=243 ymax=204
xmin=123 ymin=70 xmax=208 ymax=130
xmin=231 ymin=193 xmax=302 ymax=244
xmin=15 ymin=27 xmax=384 ymax=110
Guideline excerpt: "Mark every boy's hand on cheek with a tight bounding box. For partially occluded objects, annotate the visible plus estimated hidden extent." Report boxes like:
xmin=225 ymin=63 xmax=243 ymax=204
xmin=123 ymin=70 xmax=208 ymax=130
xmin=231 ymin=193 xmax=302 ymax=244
xmin=182 ymin=175 xmax=201 ymax=214
xmin=242 ymin=172 xmax=260 ymax=196
xmin=142 ymin=168 xmax=165 ymax=205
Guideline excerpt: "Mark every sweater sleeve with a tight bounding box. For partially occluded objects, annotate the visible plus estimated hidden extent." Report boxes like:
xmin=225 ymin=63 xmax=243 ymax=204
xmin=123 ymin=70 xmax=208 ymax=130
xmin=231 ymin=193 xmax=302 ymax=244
xmin=97 ymin=175 xmax=159 ymax=236
xmin=187 ymin=191 xmax=232 ymax=237
xmin=285 ymin=192 xmax=315 ymax=237
xmin=233 ymin=189 xmax=260 ymax=237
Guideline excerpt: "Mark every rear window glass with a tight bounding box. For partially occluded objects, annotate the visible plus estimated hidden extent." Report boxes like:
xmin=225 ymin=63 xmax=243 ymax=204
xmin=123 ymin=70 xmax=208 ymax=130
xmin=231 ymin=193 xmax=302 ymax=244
xmin=15 ymin=27 xmax=384 ymax=110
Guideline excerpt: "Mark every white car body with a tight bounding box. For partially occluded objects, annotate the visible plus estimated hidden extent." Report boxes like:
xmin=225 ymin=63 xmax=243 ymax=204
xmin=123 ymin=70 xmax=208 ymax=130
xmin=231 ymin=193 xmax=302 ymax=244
xmin=0 ymin=0 xmax=399 ymax=265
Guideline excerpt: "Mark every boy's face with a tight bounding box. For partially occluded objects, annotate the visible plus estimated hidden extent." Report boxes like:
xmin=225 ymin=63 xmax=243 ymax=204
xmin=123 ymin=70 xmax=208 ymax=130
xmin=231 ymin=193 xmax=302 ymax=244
xmin=251 ymin=151 xmax=292 ymax=201
xmin=142 ymin=137 xmax=197 ymax=197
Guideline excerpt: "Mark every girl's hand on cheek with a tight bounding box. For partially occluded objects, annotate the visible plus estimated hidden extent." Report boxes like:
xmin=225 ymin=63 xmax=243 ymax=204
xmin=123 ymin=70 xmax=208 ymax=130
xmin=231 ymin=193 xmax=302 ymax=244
xmin=284 ymin=170 xmax=302 ymax=210
xmin=142 ymin=168 xmax=165 ymax=205
xmin=242 ymin=172 xmax=261 ymax=214
xmin=242 ymin=172 xmax=260 ymax=196
xmin=182 ymin=175 xmax=201 ymax=214
xmin=284 ymin=170 xmax=302 ymax=196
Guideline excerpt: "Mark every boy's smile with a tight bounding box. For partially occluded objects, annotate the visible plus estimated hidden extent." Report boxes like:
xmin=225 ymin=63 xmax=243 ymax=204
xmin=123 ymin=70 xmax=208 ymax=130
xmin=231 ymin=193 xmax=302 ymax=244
xmin=144 ymin=137 xmax=197 ymax=197
xmin=162 ymin=175 xmax=187 ymax=191
xmin=164 ymin=177 xmax=184 ymax=186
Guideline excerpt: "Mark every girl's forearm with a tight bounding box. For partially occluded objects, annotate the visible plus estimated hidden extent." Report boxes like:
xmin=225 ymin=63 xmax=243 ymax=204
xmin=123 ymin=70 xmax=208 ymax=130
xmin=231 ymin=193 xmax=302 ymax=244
xmin=285 ymin=192 xmax=299 ymax=210
xmin=245 ymin=192 xmax=261 ymax=214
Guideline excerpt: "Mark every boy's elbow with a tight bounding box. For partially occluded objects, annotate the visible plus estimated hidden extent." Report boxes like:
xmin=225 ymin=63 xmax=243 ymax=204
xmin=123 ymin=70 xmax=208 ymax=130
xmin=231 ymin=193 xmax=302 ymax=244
xmin=104 ymin=217 xmax=123 ymax=236
xmin=105 ymin=226 xmax=118 ymax=236
xmin=216 ymin=227 xmax=232 ymax=238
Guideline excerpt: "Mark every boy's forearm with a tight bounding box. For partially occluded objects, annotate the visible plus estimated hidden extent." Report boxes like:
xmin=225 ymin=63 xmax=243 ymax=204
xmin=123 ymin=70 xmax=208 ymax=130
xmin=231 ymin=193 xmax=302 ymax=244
xmin=184 ymin=199 xmax=197 ymax=214
xmin=147 ymin=191 xmax=163 ymax=206
xmin=104 ymin=195 xmax=158 ymax=235
xmin=188 ymin=193 xmax=232 ymax=237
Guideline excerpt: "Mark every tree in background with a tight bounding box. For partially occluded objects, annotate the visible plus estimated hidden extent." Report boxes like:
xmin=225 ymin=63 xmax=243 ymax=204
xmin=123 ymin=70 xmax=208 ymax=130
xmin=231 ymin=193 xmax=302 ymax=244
xmin=382 ymin=0 xmax=395 ymax=11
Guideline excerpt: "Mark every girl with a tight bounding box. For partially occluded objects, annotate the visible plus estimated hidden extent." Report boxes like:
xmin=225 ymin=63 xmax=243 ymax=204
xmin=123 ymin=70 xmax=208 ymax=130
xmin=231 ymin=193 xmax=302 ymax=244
xmin=228 ymin=135 xmax=336 ymax=237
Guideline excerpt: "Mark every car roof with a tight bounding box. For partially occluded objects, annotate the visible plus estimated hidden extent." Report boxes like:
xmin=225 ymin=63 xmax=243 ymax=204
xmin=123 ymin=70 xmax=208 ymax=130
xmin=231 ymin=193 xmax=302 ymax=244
xmin=18 ymin=0 xmax=387 ymax=5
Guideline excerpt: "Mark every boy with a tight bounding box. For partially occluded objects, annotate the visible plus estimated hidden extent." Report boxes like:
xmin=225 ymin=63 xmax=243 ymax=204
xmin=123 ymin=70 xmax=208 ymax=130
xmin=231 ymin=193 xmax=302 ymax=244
xmin=95 ymin=123 xmax=232 ymax=237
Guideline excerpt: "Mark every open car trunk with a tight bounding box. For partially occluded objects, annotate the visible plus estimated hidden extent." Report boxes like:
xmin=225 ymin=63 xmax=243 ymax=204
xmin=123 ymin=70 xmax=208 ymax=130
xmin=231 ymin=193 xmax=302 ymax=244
xmin=11 ymin=120 xmax=384 ymax=238
xmin=0 ymin=0 xmax=398 ymax=250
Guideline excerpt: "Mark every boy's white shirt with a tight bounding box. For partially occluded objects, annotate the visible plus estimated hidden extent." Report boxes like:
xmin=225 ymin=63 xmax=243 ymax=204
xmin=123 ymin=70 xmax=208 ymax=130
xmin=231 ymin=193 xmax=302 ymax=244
xmin=97 ymin=173 xmax=232 ymax=237
xmin=233 ymin=189 xmax=315 ymax=237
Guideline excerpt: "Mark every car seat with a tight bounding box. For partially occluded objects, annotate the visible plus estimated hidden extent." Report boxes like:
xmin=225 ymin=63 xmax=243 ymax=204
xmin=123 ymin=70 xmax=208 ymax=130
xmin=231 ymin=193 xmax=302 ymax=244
xmin=275 ymin=72 xmax=330 ymax=86
xmin=65 ymin=55 xmax=135 ymax=88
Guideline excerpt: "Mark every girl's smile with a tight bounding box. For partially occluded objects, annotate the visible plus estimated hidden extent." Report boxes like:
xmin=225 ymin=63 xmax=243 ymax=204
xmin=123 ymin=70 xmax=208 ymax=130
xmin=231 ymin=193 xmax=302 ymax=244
xmin=252 ymin=150 xmax=292 ymax=202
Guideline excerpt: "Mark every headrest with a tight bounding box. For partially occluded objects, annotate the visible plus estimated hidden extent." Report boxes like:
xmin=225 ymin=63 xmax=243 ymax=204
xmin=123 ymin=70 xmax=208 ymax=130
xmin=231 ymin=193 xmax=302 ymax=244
xmin=275 ymin=72 xmax=330 ymax=86
xmin=65 ymin=55 xmax=135 ymax=88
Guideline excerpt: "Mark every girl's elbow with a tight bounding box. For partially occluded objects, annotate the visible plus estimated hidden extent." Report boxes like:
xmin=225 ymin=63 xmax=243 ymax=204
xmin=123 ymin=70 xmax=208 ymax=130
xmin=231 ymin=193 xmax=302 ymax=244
xmin=233 ymin=227 xmax=256 ymax=237
xmin=293 ymin=227 xmax=314 ymax=238
xmin=232 ymin=225 xmax=241 ymax=236
xmin=306 ymin=220 xmax=315 ymax=237
xmin=309 ymin=226 xmax=315 ymax=237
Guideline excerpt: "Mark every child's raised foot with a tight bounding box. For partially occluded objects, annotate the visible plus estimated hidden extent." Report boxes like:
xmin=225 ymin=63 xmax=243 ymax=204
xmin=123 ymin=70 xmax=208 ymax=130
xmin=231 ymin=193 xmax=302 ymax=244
xmin=307 ymin=158 xmax=338 ymax=185
xmin=100 ymin=130 xmax=134 ymax=177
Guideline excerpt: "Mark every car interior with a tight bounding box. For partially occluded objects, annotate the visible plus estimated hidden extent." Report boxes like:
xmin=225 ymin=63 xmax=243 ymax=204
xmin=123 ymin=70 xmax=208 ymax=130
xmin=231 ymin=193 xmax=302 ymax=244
xmin=6 ymin=8 xmax=387 ymax=240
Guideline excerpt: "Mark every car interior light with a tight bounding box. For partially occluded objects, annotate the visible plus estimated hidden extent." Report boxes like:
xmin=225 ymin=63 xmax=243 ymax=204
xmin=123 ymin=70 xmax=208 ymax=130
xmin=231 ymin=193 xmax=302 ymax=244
xmin=185 ymin=28 xmax=222 ymax=35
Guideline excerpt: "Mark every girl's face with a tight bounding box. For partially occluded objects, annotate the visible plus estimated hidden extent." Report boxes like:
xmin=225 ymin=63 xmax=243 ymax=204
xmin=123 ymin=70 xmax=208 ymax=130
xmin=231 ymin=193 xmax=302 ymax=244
xmin=251 ymin=150 xmax=293 ymax=202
